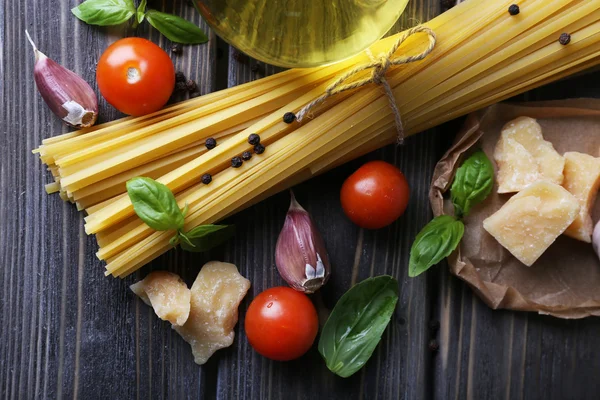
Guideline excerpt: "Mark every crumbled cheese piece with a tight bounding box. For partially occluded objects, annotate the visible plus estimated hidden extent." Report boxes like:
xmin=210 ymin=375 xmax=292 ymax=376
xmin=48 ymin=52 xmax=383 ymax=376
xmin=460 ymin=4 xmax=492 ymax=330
xmin=494 ymin=116 xmax=564 ymax=193
xmin=130 ymin=271 xmax=191 ymax=326
xmin=483 ymin=181 xmax=580 ymax=266
xmin=562 ymin=152 xmax=600 ymax=242
xmin=494 ymin=136 xmax=539 ymax=192
xmin=174 ymin=261 xmax=251 ymax=365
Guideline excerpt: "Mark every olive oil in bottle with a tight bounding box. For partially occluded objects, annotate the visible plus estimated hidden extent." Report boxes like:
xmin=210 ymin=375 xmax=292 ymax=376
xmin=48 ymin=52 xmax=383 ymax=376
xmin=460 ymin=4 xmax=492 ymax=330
xmin=194 ymin=0 xmax=410 ymax=68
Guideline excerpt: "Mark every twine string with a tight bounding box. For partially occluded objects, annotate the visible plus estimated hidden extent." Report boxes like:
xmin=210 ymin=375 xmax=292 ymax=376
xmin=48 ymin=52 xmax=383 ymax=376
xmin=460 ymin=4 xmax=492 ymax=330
xmin=295 ymin=26 xmax=437 ymax=144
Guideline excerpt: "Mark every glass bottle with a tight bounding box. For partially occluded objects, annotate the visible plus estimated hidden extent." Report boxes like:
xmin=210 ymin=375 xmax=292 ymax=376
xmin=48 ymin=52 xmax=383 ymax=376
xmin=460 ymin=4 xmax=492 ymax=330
xmin=194 ymin=0 xmax=410 ymax=68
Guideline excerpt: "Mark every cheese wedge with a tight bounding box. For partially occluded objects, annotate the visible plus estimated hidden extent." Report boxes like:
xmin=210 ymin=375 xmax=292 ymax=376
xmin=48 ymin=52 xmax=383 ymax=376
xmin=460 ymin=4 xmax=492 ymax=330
xmin=562 ymin=152 xmax=600 ymax=243
xmin=174 ymin=261 xmax=250 ymax=365
xmin=483 ymin=181 xmax=580 ymax=266
xmin=494 ymin=117 xmax=564 ymax=193
xmin=130 ymin=271 xmax=191 ymax=326
xmin=494 ymin=136 xmax=540 ymax=192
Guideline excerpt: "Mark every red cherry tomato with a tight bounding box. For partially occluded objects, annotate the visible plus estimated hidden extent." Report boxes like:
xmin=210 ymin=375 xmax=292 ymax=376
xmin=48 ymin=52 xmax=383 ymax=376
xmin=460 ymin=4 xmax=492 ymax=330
xmin=245 ymin=287 xmax=318 ymax=361
xmin=96 ymin=38 xmax=175 ymax=116
xmin=340 ymin=160 xmax=410 ymax=229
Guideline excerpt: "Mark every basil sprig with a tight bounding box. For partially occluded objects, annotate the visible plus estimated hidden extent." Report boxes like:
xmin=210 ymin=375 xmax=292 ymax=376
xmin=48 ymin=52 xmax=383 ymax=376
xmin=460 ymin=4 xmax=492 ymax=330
xmin=146 ymin=10 xmax=208 ymax=44
xmin=72 ymin=0 xmax=136 ymax=26
xmin=408 ymin=150 xmax=494 ymax=277
xmin=127 ymin=177 xmax=184 ymax=231
xmin=409 ymin=216 xmax=464 ymax=277
xmin=126 ymin=177 xmax=233 ymax=252
xmin=136 ymin=0 xmax=147 ymax=24
xmin=450 ymin=150 xmax=494 ymax=218
xmin=178 ymin=225 xmax=236 ymax=252
xmin=319 ymin=276 xmax=399 ymax=378
xmin=72 ymin=0 xmax=208 ymax=44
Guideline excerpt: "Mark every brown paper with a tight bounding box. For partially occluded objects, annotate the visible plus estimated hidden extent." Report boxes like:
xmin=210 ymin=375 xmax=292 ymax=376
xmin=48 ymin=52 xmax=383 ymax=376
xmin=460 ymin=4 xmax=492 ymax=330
xmin=430 ymin=99 xmax=600 ymax=319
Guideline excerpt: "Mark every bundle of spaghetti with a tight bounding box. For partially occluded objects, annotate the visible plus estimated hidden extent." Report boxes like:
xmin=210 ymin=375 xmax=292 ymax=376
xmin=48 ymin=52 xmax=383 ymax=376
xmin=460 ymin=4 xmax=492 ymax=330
xmin=34 ymin=0 xmax=600 ymax=277
xmin=35 ymin=58 xmax=375 ymax=211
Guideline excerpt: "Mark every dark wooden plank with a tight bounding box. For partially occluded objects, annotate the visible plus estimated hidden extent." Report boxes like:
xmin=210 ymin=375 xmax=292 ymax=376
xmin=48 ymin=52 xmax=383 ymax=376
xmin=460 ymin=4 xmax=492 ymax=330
xmin=431 ymin=73 xmax=600 ymax=400
xmin=7 ymin=0 xmax=600 ymax=399
xmin=0 ymin=1 xmax=217 ymax=399
xmin=212 ymin=125 xmax=449 ymax=400
xmin=214 ymin=1 xmax=444 ymax=399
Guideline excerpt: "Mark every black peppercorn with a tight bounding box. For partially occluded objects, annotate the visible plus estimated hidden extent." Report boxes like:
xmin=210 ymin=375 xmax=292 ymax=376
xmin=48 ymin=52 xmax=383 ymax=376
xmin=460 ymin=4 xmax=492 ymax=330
xmin=428 ymin=339 xmax=439 ymax=352
xmin=175 ymin=81 xmax=187 ymax=92
xmin=171 ymin=44 xmax=182 ymax=54
xmin=559 ymin=33 xmax=571 ymax=45
xmin=254 ymin=143 xmax=265 ymax=154
xmin=232 ymin=50 xmax=247 ymax=63
xmin=231 ymin=157 xmax=243 ymax=168
xmin=248 ymin=133 xmax=261 ymax=145
xmin=428 ymin=320 xmax=440 ymax=333
xmin=283 ymin=112 xmax=296 ymax=124
xmin=185 ymin=79 xmax=197 ymax=92
xmin=175 ymin=71 xmax=186 ymax=83
xmin=190 ymin=91 xmax=201 ymax=99
xmin=205 ymin=137 xmax=216 ymax=149
xmin=508 ymin=4 xmax=520 ymax=15
xmin=201 ymin=173 xmax=212 ymax=184
xmin=241 ymin=151 xmax=252 ymax=161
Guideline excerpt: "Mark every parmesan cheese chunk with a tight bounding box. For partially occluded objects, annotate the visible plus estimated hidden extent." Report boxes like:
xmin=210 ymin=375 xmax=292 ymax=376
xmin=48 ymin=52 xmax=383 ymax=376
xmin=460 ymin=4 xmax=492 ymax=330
xmin=130 ymin=271 xmax=191 ymax=326
xmin=174 ymin=261 xmax=251 ymax=365
xmin=494 ymin=117 xmax=564 ymax=193
xmin=483 ymin=181 xmax=580 ymax=266
xmin=562 ymin=152 xmax=600 ymax=243
xmin=494 ymin=136 xmax=539 ymax=192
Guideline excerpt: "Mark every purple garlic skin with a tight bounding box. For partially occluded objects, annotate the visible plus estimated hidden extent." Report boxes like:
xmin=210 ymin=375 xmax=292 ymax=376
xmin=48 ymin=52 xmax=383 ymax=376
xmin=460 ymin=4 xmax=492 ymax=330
xmin=592 ymin=220 xmax=600 ymax=258
xmin=275 ymin=192 xmax=331 ymax=293
xmin=26 ymin=30 xmax=98 ymax=128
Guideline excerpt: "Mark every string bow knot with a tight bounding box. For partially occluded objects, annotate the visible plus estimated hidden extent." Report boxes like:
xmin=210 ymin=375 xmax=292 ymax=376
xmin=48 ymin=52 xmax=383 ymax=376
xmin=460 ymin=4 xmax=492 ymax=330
xmin=296 ymin=26 xmax=436 ymax=144
xmin=371 ymin=54 xmax=392 ymax=84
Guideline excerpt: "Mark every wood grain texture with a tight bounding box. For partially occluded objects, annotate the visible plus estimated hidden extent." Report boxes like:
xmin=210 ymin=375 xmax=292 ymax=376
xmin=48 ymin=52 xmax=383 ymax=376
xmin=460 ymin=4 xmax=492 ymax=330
xmin=214 ymin=1 xmax=444 ymax=399
xmin=3 ymin=0 xmax=600 ymax=400
xmin=0 ymin=1 xmax=217 ymax=399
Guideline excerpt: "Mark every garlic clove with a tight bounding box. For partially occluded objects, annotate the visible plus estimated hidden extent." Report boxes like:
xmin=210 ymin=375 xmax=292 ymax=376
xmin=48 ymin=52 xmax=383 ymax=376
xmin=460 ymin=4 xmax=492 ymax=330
xmin=592 ymin=220 xmax=600 ymax=258
xmin=275 ymin=191 xmax=331 ymax=293
xmin=26 ymin=30 xmax=98 ymax=128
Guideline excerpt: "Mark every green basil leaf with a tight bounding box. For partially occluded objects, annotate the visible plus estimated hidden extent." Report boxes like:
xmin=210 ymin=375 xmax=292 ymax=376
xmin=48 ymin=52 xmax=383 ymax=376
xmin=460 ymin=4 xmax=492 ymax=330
xmin=408 ymin=215 xmax=464 ymax=278
xmin=169 ymin=235 xmax=180 ymax=246
xmin=136 ymin=0 xmax=147 ymax=24
xmin=318 ymin=276 xmax=399 ymax=378
xmin=145 ymin=10 xmax=208 ymax=44
xmin=179 ymin=225 xmax=235 ymax=252
xmin=450 ymin=150 xmax=494 ymax=218
xmin=177 ymin=232 xmax=196 ymax=248
xmin=71 ymin=0 xmax=135 ymax=26
xmin=126 ymin=177 xmax=184 ymax=231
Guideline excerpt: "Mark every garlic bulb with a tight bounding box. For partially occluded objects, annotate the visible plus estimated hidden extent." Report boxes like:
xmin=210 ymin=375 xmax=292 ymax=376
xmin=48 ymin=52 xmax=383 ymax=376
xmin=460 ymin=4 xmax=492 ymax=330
xmin=275 ymin=191 xmax=331 ymax=293
xmin=26 ymin=30 xmax=98 ymax=128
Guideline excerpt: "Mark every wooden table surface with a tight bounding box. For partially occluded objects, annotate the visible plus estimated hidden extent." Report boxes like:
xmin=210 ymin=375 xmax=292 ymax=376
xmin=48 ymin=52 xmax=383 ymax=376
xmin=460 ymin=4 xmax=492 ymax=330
xmin=2 ymin=1 xmax=600 ymax=399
